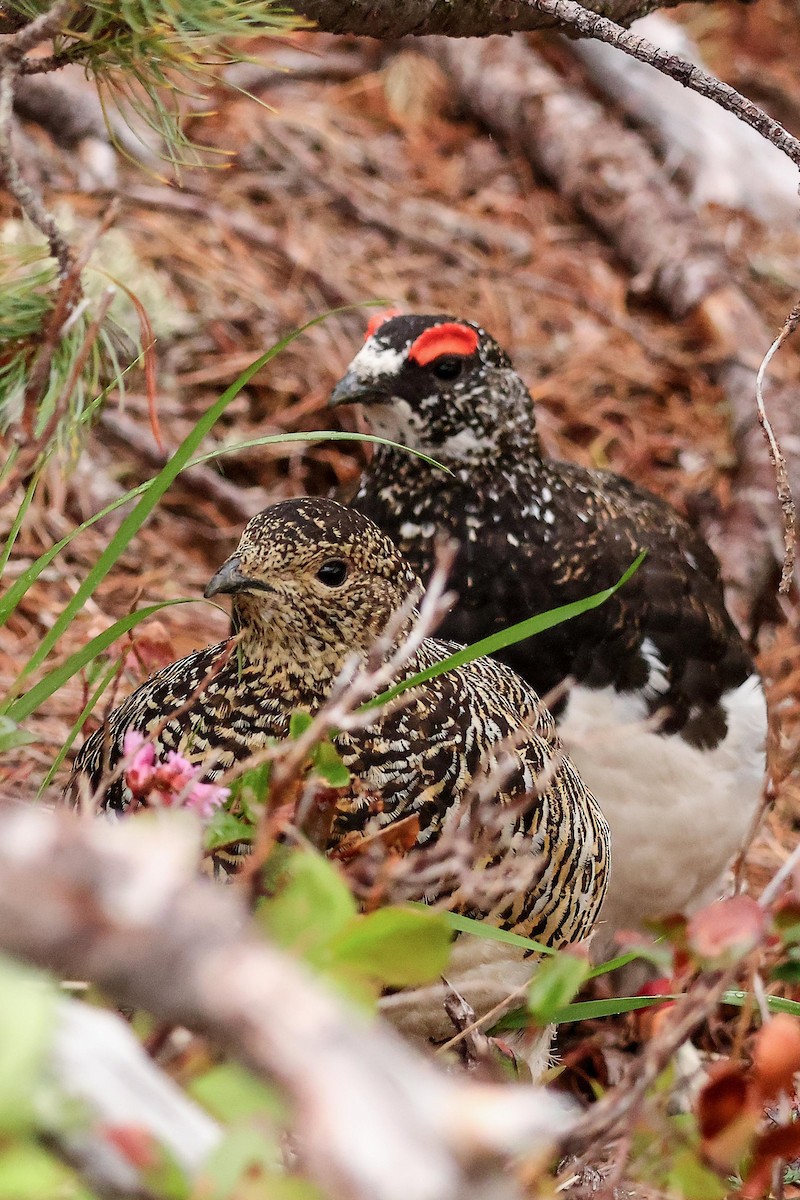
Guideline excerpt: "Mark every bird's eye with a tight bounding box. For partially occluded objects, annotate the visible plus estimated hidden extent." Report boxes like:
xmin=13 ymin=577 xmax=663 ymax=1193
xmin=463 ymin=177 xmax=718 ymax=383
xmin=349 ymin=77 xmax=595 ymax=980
xmin=430 ymin=355 xmax=463 ymax=381
xmin=316 ymin=558 xmax=349 ymax=587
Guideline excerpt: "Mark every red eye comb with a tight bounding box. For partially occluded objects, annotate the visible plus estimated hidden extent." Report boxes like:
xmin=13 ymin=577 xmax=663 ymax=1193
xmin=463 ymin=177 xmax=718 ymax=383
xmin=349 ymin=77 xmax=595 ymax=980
xmin=408 ymin=323 xmax=479 ymax=367
xmin=365 ymin=308 xmax=403 ymax=340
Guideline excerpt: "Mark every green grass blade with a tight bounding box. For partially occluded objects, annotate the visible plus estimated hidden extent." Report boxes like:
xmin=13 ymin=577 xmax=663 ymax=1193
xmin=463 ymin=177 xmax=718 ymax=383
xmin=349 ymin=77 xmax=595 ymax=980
xmin=587 ymin=950 xmax=645 ymax=979
xmin=370 ymin=552 xmax=646 ymax=709
xmin=550 ymin=994 xmax=678 ymax=1023
xmin=410 ymin=904 xmax=558 ymax=957
xmin=6 ymin=322 xmax=319 ymax=695
xmin=190 ymin=430 xmax=451 ymax=475
xmin=36 ymin=657 xmax=122 ymax=797
xmin=0 ymin=435 xmax=445 ymax=633
xmin=7 ymin=599 xmax=193 ymax=724
xmin=722 ymin=990 xmax=800 ymax=1018
xmin=0 ymin=480 xmax=151 ymax=631
xmin=0 ymin=469 xmax=40 ymax=576
xmin=496 ymin=988 xmax=800 ymax=1032
xmin=495 ymin=993 xmax=678 ymax=1030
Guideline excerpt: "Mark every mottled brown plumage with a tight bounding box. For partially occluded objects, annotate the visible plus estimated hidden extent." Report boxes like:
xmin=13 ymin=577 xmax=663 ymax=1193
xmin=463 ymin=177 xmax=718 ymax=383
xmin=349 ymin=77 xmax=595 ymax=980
xmin=66 ymin=498 xmax=609 ymax=953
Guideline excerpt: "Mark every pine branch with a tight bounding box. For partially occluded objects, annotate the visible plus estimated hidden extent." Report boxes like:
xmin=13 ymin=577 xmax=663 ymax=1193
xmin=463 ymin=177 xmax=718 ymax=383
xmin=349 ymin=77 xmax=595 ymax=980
xmin=286 ymin=0 xmax=689 ymax=37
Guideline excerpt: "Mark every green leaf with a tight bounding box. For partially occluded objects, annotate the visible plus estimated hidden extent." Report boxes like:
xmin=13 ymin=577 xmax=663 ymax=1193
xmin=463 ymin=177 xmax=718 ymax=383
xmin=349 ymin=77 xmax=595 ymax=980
xmin=667 ymin=1149 xmax=728 ymax=1200
xmin=771 ymin=960 xmax=800 ymax=984
xmin=258 ymin=851 xmax=356 ymax=959
xmin=227 ymin=760 xmax=272 ymax=819
xmin=312 ymin=740 xmax=350 ymax=788
xmin=189 ymin=1063 xmax=282 ymax=1123
xmin=289 ymin=710 xmax=313 ymax=739
xmin=204 ymin=810 xmax=254 ymax=852
xmin=199 ymin=1126 xmax=280 ymax=1200
xmin=0 ymin=1143 xmax=87 ymax=1200
xmin=0 ymin=959 xmax=58 ymax=1135
xmin=369 ymin=553 xmax=646 ymax=710
xmin=0 ymin=716 xmax=37 ymax=753
xmin=527 ymin=952 xmax=592 ymax=1025
xmin=327 ymin=907 xmax=452 ymax=987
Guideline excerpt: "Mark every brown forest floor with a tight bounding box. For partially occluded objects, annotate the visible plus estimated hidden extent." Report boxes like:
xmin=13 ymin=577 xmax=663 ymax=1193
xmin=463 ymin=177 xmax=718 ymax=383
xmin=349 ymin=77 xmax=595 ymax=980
xmin=2 ymin=0 xmax=800 ymax=1120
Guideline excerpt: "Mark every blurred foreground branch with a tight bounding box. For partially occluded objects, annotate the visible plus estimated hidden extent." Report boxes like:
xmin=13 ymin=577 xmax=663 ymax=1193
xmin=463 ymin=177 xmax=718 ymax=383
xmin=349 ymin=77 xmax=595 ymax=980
xmin=0 ymin=805 xmax=574 ymax=1200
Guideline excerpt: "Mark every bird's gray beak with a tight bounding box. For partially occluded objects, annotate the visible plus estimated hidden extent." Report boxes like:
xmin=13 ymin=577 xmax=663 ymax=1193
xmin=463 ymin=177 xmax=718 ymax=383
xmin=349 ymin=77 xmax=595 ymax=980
xmin=329 ymin=369 xmax=380 ymax=408
xmin=204 ymin=556 xmax=253 ymax=599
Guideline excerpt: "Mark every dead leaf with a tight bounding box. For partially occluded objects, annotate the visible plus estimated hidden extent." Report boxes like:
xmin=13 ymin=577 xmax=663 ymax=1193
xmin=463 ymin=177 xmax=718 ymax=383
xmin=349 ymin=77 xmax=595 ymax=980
xmin=687 ymin=896 xmax=766 ymax=966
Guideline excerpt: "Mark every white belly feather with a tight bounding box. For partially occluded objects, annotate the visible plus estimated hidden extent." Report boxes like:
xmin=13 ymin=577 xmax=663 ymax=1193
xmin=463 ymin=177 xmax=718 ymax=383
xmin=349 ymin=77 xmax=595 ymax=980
xmin=559 ymin=673 xmax=767 ymax=953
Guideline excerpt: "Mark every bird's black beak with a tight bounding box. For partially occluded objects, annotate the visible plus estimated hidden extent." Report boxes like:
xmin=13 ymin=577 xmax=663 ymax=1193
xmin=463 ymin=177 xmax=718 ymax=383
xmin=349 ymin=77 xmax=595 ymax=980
xmin=204 ymin=556 xmax=254 ymax=599
xmin=329 ymin=369 xmax=381 ymax=408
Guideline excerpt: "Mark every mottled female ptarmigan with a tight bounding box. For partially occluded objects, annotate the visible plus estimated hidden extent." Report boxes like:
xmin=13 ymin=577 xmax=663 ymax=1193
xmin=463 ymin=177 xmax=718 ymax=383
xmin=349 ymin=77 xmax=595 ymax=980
xmin=66 ymin=497 xmax=609 ymax=1042
xmin=329 ymin=313 xmax=767 ymax=949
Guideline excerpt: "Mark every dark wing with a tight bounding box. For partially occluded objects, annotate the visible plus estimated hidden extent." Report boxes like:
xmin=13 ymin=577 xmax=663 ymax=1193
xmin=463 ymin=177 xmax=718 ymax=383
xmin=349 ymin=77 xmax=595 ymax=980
xmin=355 ymin=452 xmax=756 ymax=747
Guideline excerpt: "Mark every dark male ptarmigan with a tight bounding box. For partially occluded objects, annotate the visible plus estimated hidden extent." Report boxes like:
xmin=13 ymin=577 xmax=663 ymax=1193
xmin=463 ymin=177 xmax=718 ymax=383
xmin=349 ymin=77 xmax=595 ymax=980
xmin=329 ymin=313 xmax=767 ymax=949
xmin=66 ymin=497 xmax=609 ymax=1043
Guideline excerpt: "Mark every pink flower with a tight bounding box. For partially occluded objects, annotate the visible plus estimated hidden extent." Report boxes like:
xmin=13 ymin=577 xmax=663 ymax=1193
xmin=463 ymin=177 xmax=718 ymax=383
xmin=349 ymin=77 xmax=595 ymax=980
xmin=154 ymin=751 xmax=198 ymax=794
xmin=123 ymin=730 xmax=156 ymax=795
xmin=121 ymin=734 xmax=227 ymax=823
xmin=184 ymin=781 xmax=230 ymax=821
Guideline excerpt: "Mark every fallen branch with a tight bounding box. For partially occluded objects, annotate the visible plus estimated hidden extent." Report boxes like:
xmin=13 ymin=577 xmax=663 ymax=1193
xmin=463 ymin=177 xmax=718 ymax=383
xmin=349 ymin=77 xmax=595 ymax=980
xmin=570 ymin=15 xmax=799 ymax=223
xmin=0 ymin=805 xmax=575 ymax=1200
xmin=525 ymin=0 xmax=800 ymax=170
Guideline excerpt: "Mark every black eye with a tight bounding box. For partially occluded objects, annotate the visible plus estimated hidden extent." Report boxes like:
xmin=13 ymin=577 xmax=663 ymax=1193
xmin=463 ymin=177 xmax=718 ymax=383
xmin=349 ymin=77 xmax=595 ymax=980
xmin=316 ymin=559 xmax=348 ymax=587
xmin=430 ymin=356 xmax=464 ymax=381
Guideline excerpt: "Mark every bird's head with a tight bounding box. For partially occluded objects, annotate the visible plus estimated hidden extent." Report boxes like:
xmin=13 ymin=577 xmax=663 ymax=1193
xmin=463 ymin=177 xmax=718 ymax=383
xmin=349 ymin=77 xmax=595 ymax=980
xmin=329 ymin=312 xmax=538 ymax=464
xmin=205 ymin=498 xmax=422 ymax=668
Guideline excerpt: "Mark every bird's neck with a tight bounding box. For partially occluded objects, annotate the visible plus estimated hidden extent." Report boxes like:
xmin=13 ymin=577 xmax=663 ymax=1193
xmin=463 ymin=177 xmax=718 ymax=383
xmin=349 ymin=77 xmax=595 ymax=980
xmin=372 ymin=416 xmax=541 ymax=480
xmin=234 ymin=607 xmax=409 ymax=704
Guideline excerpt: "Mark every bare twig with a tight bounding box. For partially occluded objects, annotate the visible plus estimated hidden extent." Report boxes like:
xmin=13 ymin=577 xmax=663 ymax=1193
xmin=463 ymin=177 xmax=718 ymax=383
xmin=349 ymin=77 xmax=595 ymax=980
xmin=0 ymin=58 xmax=74 ymax=277
xmin=0 ymin=0 xmax=78 ymax=274
xmin=562 ymin=967 xmax=736 ymax=1157
xmin=754 ymin=304 xmax=800 ymax=594
xmin=758 ymin=838 xmax=800 ymax=910
xmin=0 ymin=0 xmax=75 ymax=56
xmin=562 ymin=831 xmax=800 ymax=1166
